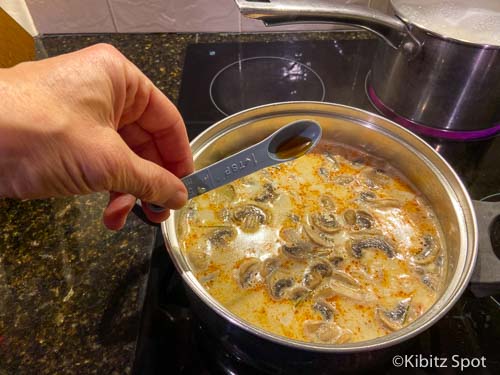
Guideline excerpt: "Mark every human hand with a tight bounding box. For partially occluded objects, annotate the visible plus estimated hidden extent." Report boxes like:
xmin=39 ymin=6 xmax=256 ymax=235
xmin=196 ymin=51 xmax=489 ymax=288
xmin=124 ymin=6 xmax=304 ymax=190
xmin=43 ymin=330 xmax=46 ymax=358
xmin=0 ymin=44 xmax=193 ymax=230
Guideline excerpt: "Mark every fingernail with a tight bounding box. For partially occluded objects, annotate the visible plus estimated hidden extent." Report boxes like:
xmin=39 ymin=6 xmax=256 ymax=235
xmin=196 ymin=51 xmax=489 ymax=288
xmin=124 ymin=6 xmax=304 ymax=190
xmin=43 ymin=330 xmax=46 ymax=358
xmin=146 ymin=203 xmax=166 ymax=213
xmin=166 ymin=190 xmax=188 ymax=209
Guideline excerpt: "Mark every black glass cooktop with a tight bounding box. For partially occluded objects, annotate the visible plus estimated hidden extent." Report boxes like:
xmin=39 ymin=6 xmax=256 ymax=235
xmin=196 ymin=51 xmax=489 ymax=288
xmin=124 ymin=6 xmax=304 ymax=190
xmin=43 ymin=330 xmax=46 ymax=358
xmin=133 ymin=39 xmax=500 ymax=375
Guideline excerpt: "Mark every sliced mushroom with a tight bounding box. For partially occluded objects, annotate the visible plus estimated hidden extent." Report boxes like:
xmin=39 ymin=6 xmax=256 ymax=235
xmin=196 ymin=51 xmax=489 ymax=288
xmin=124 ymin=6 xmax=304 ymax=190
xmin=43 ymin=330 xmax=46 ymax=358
xmin=303 ymin=259 xmax=333 ymax=289
xmin=315 ymin=271 xmax=375 ymax=304
xmin=312 ymin=299 xmax=335 ymax=320
xmin=319 ymin=195 xmax=336 ymax=211
xmin=332 ymin=175 xmax=354 ymax=186
xmin=367 ymin=198 xmax=403 ymax=209
xmin=187 ymin=246 xmax=209 ymax=271
xmin=209 ymin=227 xmax=236 ymax=247
xmin=310 ymin=260 xmax=333 ymax=278
xmin=359 ymin=191 xmax=377 ymax=202
xmin=360 ymin=168 xmax=390 ymax=189
xmin=279 ymin=227 xmax=302 ymax=243
xmin=343 ymin=209 xmax=357 ymax=226
xmin=355 ymin=210 xmax=374 ymax=230
xmin=413 ymin=235 xmax=440 ymax=265
xmin=318 ymin=167 xmax=330 ymax=181
xmin=343 ymin=210 xmax=374 ymax=230
xmin=421 ymin=273 xmax=439 ymax=291
xmin=267 ymin=272 xmax=295 ymax=300
xmin=376 ymin=298 xmax=412 ymax=331
xmin=261 ymin=256 xmax=282 ymax=278
xmin=323 ymin=152 xmax=340 ymax=171
xmin=254 ymin=183 xmax=279 ymax=203
xmin=287 ymin=286 xmax=310 ymax=302
xmin=281 ymin=243 xmax=313 ymax=260
xmin=232 ymin=204 xmax=268 ymax=232
xmin=304 ymin=270 xmax=323 ymax=290
xmin=238 ymin=258 xmax=262 ymax=289
xmin=303 ymin=320 xmax=352 ymax=344
xmin=348 ymin=236 xmax=395 ymax=258
xmin=310 ymin=212 xmax=341 ymax=233
xmin=303 ymin=221 xmax=337 ymax=247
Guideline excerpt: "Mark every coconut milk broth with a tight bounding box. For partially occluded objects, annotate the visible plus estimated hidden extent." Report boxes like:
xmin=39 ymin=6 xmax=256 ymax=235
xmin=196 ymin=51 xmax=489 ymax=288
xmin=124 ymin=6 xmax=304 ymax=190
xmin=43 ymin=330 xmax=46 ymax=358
xmin=177 ymin=141 xmax=446 ymax=344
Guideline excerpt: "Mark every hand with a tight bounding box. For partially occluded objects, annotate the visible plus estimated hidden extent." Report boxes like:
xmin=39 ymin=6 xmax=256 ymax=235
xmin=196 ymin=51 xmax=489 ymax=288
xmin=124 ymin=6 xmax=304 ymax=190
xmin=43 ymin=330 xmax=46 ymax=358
xmin=0 ymin=44 xmax=194 ymax=230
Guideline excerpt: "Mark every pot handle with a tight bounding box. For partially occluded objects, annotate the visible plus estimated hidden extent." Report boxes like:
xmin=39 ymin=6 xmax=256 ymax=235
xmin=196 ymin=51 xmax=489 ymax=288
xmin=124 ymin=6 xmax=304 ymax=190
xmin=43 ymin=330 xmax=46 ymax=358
xmin=234 ymin=0 xmax=420 ymax=53
xmin=470 ymin=200 xmax=500 ymax=297
xmin=132 ymin=201 xmax=161 ymax=228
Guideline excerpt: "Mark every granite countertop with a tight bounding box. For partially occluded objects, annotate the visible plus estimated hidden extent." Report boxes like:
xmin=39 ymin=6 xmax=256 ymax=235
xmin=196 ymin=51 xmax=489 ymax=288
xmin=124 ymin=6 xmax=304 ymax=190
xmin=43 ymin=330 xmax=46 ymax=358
xmin=0 ymin=30 xmax=371 ymax=374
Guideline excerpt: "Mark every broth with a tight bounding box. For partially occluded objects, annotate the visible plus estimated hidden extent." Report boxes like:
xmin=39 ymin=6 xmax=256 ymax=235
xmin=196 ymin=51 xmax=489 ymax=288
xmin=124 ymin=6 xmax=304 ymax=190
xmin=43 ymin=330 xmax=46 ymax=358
xmin=177 ymin=141 xmax=446 ymax=344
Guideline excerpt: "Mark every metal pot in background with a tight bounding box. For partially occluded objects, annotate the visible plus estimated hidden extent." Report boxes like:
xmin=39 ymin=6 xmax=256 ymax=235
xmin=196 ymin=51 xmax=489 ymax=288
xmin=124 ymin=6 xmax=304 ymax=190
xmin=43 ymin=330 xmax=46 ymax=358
xmin=155 ymin=102 xmax=500 ymax=373
xmin=234 ymin=0 xmax=500 ymax=140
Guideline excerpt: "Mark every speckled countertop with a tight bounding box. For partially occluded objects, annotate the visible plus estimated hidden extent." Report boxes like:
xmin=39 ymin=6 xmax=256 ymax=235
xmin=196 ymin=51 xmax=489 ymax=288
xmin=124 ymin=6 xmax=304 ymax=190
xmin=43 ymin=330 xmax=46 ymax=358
xmin=0 ymin=30 xmax=371 ymax=374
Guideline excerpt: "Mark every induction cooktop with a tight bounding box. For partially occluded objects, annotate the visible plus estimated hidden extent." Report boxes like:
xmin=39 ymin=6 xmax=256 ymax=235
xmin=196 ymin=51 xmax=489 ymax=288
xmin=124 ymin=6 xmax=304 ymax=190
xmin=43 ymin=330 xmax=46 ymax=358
xmin=133 ymin=39 xmax=500 ymax=375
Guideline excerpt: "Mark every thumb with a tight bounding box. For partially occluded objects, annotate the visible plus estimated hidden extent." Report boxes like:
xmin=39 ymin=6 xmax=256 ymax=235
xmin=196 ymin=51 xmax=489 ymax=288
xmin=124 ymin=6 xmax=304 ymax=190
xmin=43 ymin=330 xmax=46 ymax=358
xmin=112 ymin=144 xmax=188 ymax=210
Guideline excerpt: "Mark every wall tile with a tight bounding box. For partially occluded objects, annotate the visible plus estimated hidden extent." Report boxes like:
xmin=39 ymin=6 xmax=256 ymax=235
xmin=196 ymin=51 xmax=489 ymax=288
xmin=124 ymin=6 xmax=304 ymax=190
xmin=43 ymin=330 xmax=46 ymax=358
xmin=108 ymin=0 xmax=371 ymax=33
xmin=26 ymin=0 xmax=115 ymax=34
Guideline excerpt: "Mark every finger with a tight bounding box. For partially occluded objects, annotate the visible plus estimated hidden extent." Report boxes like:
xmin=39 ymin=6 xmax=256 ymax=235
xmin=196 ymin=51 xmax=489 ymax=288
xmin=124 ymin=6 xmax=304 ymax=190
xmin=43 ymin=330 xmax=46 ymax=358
xmin=111 ymin=139 xmax=188 ymax=209
xmin=103 ymin=192 xmax=136 ymax=230
xmin=118 ymin=123 xmax=164 ymax=166
xmin=136 ymin=87 xmax=194 ymax=178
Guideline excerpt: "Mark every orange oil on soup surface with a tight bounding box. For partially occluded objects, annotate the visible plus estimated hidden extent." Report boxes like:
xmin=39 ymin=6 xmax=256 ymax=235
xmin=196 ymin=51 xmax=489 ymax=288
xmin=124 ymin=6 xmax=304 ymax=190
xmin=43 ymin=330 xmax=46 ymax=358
xmin=177 ymin=141 xmax=446 ymax=344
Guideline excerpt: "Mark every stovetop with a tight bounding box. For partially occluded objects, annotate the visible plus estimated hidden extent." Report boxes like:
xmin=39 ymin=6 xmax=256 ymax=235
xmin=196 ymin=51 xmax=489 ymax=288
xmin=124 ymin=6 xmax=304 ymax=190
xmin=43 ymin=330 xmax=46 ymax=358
xmin=133 ymin=39 xmax=500 ymax=374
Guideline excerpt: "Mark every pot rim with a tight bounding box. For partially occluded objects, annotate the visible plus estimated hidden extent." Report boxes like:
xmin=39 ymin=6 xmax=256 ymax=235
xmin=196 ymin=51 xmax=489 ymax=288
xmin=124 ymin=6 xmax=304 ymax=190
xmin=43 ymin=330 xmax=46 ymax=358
xmin=163 ymin=101 xmax=478 ymax=353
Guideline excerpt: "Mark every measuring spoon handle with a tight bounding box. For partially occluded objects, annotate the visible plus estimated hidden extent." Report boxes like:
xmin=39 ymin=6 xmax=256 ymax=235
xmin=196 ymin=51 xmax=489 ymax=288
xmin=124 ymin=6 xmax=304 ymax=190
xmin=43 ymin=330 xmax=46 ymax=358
xmin=182 ymin=139 xmax=274 ymax=200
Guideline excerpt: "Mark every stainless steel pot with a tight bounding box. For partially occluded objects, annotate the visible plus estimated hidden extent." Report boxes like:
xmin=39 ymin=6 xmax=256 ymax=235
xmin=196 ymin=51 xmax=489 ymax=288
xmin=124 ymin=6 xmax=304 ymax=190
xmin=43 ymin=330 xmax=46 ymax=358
xmin=233 ymin=0 xmax=500 ymax=140
xmin=158 ymin=102 xmax=500 ymax=372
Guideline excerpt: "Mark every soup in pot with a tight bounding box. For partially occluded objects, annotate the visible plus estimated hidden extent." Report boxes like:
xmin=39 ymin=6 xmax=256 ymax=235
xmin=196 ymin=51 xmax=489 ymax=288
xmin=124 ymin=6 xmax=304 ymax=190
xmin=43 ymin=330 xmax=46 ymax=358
xmin=177 ymin=141 xmax=446 ymax=344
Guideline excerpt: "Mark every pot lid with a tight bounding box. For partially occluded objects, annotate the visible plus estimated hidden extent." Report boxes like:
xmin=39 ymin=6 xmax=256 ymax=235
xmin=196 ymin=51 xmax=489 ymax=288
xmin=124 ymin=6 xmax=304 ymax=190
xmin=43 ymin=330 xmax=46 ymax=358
xmin=392 ymin=0 xmax=500 ymax=46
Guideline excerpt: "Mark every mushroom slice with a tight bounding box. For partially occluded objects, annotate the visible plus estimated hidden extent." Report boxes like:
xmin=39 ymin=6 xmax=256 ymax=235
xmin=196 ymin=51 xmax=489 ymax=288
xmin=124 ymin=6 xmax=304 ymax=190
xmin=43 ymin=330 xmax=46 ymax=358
xmin=310 ymin=260 xmax=333 ymax=278
xmin=279 ymin=227 xmax=302 ymax=243
xmin=413 ymin=235 xmax=440 ymax=265
xmin=303 ymin=221 xmax=337 ymax=247
xmin=348 ymin=236 xmax=395 ymax=258
xmin=315 ymin=271 xmax=375 ymax=304
xmin=360 ymin=168 xmax=390 ymax=188
xmin=209 ymin=227 xmax=236 ymax=247
xmin=332 ymin=175 xmax=354 ymax=185
xmin=312 ymin=299 xmax=335 ymax=321
xmin=323 ymin=152 xmax=340 ymax=171
xmin=254 ymin=183 xmax=279 ymax=203
xmin=303 ymin=320 xmax=352 ymax=344
xmin=287 ymin=286 xmax=310 ymax=302
xmin=281 ymin=243 xmax=313 ymax=260
xmin=304 ymin=270 xmax=323 ymax=290
xmin=377 ymin=298 xmax=412 ymax=331
xmin=421 ymin=273 xmax=440 ymax=291
xmin=355 ymin=210 xmax=374 ymax=230
xmin=367 ymin=198 xmax=403 ymax=209
xmin=187 ymin=246 xmax=210 ymax=271
xmin=358 ymin=191 xmax=377 ymax=202
xmin=261 ymin=256 xmax=282 ymax=278
xmin=267 ymin=272 xmax=295 ymax=300
xmin=319 ymin=195 xmax=336 ymax=211
xmin=304 ymin=260 xmax=333 ymax=289
xmin=310 ymin=212 xmax=341 ymax=233
xmin=238 ymin=258 xmax=262 ymax=289
xmin=232 ymin=204 xmax=268 ymax=232
xmin=343 ymin=210 xmax=374 ymax=230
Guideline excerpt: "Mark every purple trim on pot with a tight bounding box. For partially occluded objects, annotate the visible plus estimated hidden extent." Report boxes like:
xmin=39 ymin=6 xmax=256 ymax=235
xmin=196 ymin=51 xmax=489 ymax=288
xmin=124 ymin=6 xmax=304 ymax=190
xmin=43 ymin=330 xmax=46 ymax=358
xmin=367 ymin=85 xmax=500 ymax=141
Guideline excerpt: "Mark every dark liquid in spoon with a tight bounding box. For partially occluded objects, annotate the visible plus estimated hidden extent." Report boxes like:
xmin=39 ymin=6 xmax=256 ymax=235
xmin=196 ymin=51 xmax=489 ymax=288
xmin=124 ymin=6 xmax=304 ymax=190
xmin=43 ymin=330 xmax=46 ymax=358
xmin=275 ymin=136 xmax=313 ymax=159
